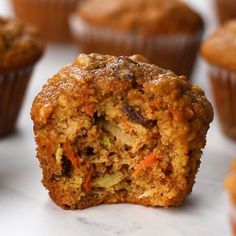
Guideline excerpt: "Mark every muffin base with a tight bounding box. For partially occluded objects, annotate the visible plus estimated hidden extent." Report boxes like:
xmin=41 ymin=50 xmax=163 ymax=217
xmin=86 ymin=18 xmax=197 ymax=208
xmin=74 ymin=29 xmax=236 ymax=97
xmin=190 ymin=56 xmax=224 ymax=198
xmin=215 ymin=0 xmax=236 ymax=23
xmin=12 ymin=0 xmax=79 ymax=42
xmin=0 ymin=66 xmax=33 ymax=137
xmin=208 ymin=65 xmax=236 ymax=140
xmin=70 ymin=16 xmax=203 ymax=78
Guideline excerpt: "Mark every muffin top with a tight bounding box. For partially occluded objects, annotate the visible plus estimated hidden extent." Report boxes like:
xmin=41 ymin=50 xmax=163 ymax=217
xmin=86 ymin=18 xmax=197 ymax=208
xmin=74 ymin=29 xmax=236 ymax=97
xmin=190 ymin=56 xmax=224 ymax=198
xmin=32 ymin=53 xmax=213 ymax=131
xmin=225 ymin=160 xmax=236 ymax=204
xmin=201 ymin=20 xmax=236 ymax=71
xmin=75 ymin=0 xmax=204 ymax=36
xmin=0 ymin=17 xmax=44 ymax=72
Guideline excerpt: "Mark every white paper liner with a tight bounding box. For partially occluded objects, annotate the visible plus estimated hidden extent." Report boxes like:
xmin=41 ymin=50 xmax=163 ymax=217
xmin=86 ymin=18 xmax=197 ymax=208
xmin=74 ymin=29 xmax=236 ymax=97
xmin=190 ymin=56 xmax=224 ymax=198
xmin=0 ymin=65 xmax=33 ymax=136
xmin=209 ymin=65 xmax=236 ymax=84
xmin=207 ymin=64 xmax=236 ymax=139
xmin=70 ymin=15 xmax=203 ymax=77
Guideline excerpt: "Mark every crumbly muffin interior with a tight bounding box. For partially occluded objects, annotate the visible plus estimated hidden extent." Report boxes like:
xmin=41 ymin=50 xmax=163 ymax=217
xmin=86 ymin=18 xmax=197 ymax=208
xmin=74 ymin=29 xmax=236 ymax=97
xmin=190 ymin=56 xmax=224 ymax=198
xmin=32 ymin=54 xmax=213 ymax=209
xmin=54 ymin=95 xmax=179 ymax=208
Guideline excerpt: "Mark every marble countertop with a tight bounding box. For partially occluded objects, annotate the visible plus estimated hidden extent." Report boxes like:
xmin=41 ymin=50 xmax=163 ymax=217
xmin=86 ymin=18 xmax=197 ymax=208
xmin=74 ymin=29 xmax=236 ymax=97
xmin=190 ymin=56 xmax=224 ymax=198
xmin=1 ymin=0 xmax=236 ymax=235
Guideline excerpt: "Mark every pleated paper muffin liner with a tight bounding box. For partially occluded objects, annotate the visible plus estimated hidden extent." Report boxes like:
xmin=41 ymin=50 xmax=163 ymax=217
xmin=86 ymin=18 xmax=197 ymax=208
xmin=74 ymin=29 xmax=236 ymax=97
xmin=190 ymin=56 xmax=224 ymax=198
xmin=12 ymin=0 xmax=79 ymax=42
xmin=70 ymin=15 xmax=203 ymax=78
xmin=0 ymin=66 xmax=33 ymax=137
xmin=208 ymin=65 xmax=236 ymax=139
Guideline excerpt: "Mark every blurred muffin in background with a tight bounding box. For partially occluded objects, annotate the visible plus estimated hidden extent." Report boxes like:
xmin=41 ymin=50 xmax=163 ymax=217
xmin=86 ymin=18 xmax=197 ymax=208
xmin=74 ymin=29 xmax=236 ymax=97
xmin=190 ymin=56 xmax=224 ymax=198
xmin=215 ymin=0 xmax=236 ymax=24
xmin=70 ymin=0 xmax=204 ymax=78
xmin=225 ymin=160 xmax=236 ymax=236
xmin=201 ymin=20 xmax=236 ymax=140
xmin=11 ymin=0 xmax=82 ymax=43
xmin=0 ymin=17 xmax=44 ymax=137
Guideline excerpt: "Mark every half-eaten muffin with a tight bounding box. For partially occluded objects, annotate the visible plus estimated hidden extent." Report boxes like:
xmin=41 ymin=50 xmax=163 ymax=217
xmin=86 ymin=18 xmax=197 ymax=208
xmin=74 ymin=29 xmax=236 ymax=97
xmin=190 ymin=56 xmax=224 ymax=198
xmin=31 ymin=53 xmax=213 ymax=209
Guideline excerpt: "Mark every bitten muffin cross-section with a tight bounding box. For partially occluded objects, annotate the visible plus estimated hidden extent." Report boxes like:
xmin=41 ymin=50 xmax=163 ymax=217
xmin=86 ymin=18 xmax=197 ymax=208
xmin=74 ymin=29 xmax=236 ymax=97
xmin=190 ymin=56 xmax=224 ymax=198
xmin=31 ymin=53 xmax=213 ymax=210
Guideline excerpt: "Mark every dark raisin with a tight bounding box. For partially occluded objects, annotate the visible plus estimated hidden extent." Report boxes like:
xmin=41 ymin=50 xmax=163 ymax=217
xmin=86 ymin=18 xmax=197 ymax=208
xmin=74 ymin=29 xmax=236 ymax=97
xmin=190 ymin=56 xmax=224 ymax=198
xmin=164 ymin=164 xmax=173 ymax=176
xmin=146 ymin=120 xmax=157 ymax=128
xmin=108 ymin=152 xmax=116 ymax=156
xmin=61 ymin=155 xmax=72 ymax=177
xmin=124 ymin=145 xmax=131 ymax=151
xmin=123 ymin=104 xmax=156 ymax=129
xmin=85 ymin=147 xmax=95 ymax=156
xmin=93 ymin=112 xmax=99 ymax=120
xmin=106 ymin=165 xmax=113 ymax=173
xmin=121 ymin=164 xmax=129 ymax=173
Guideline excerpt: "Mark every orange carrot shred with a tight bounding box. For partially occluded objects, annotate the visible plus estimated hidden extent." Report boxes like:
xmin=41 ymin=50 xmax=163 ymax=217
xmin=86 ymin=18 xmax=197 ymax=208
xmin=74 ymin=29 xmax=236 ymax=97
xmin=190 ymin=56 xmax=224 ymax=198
xmin=133 ymin=153 xmax=159 ymax=178
xmin=63 ymin=142 xmax=80 ymax=172
xmin=83 ymin=167 xmax=93 ymax=193
xmin=84 ymin=103 xmax=95 ymax=117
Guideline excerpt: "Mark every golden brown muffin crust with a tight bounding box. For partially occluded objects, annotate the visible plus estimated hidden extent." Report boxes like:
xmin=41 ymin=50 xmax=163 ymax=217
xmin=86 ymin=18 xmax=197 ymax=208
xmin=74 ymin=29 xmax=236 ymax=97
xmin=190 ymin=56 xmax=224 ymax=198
xmin=201 ymin=20 xmax=236 ymax=71
xmin=0 ymin=17 xmax=44 ymax=71
xmin=76 ymin=0 xmax=204 ymax=36
xmin=32 ymin=54 xmax=213 ymax=127
xmin=32 ymin=54 xmax=213 ymax=210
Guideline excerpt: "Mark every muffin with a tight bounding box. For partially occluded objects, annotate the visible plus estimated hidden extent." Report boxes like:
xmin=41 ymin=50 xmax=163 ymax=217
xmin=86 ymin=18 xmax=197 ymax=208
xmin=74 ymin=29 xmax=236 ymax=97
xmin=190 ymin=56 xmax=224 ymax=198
xmin=0 ymin=17 xmax=44 ymax=137
xmin=225 ymin=160 xmax=236 ymax=236
xmin=70 ymin=0 xmax=204 ymax=78
xmin=201 ymin=20 xmax=236 ymax=140
xmin=215 ymin=0 xmax=236 ymax=24
xmin=11 ymin=0 xmax=80 ymax=42
xmin=31 ymin=53 xmax=213 ymax=210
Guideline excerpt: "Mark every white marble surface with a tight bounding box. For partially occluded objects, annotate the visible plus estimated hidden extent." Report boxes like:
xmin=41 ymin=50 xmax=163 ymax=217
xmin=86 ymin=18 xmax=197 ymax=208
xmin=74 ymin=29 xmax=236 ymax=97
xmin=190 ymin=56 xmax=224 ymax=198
xmin=0 ymin=0 xmax=236 ymax=235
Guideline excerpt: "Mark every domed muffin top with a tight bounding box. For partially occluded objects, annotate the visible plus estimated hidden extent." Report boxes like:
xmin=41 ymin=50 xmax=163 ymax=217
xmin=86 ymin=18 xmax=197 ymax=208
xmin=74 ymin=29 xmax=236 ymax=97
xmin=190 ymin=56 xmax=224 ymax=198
xmin=75 ymin=0 xmax=204 ymax=36
xmin=0 ymin=17 xmax=44 ymax=71
xmin=32 ymin=53 xmax=213 ymax=129
xmin=201 ymin=20 xmax=236 ymax=71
